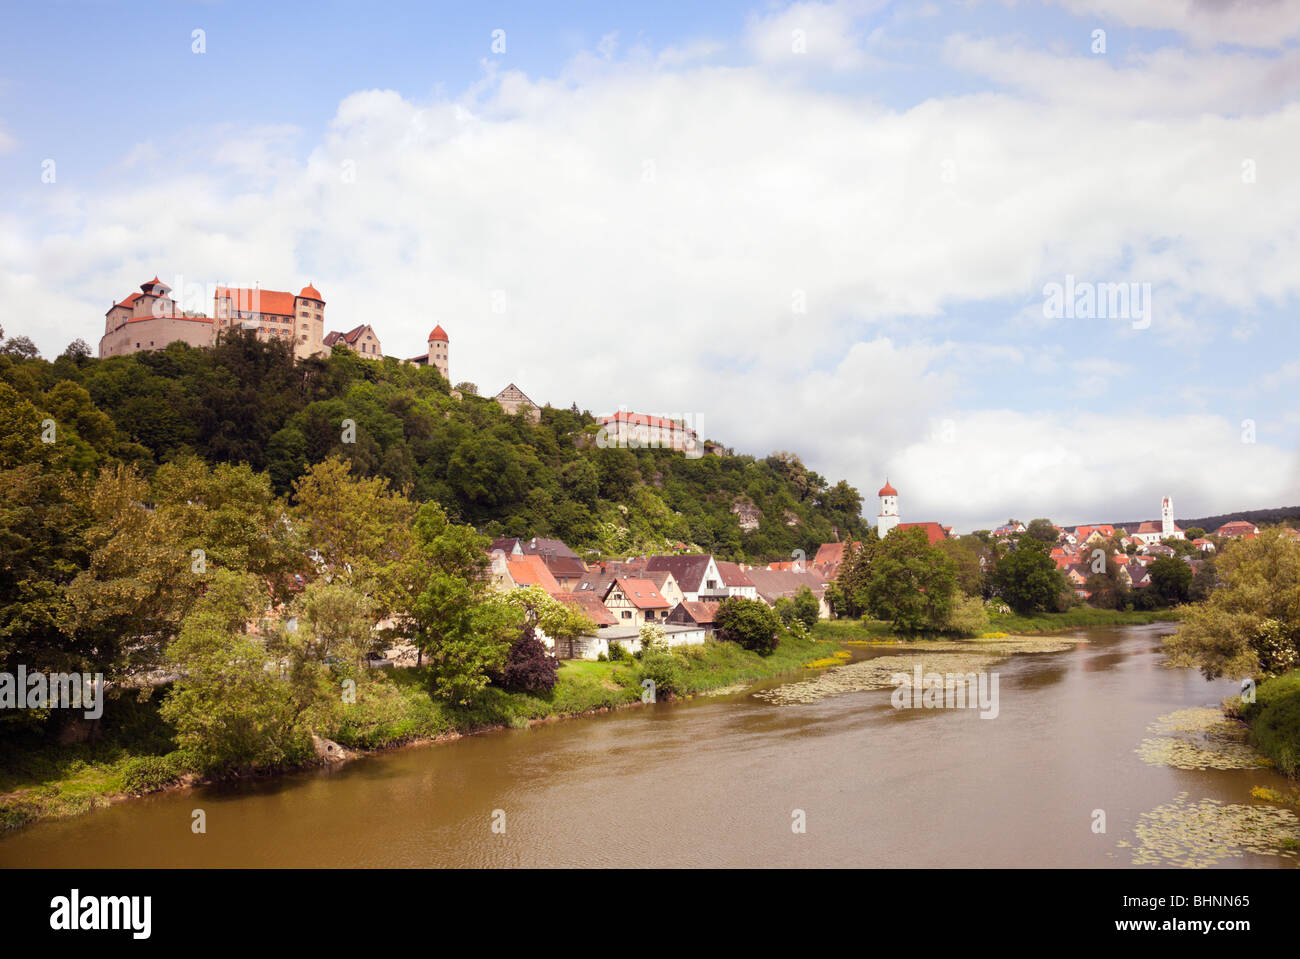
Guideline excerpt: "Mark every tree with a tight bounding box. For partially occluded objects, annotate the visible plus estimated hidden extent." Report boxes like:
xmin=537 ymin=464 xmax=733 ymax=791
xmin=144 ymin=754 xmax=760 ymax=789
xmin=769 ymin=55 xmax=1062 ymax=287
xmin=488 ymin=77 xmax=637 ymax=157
xmin=1185 ymin=527 xmax=1207 ymax=541
xmin=859 ymin=526 xmax=957 ymax=633
xmin=936 ymin=535 xmax=989 ymax=598
xmin=1165 ymin=528 xmax=1300 ymax=680
xmin=792 ymin=586 xmax=821 ymax=629
xmin=993 ymin=538 xmax=1069 ymax=613
xmin=834 ymin=538 xmax=875 ymax=618
xmin=160 ymin=570 xmax=315 ymax=775
xmin=715 ymin=596 xmax=781 ymax=654
xmin=1025 ymin=518 xmax=1058 ymax=544
xmin=1147 ymin=556 xmax=1193 ymax=606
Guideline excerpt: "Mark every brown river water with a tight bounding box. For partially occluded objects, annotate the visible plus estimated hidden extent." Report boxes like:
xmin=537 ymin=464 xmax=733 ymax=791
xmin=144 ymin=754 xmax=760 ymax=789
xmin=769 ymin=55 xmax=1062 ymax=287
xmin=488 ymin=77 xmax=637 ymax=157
xmin=2 ymin=624 xmax=1296 ymax=868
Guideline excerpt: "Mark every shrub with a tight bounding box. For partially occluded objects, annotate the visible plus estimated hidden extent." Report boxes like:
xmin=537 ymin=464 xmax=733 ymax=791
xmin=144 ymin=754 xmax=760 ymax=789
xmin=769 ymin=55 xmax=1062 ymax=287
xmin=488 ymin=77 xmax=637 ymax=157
xmin=945 ymin=593 xmax=990 ymax=637
xmin=638 ymin=646 xmax=685 ymax=699
xmin=120 ymin=754 xmax=184 ymax=795
xmin=495 ymin=625 xmax=559 ymax=695
xmin=1241 ymin=671 xmax=1300 ymax=778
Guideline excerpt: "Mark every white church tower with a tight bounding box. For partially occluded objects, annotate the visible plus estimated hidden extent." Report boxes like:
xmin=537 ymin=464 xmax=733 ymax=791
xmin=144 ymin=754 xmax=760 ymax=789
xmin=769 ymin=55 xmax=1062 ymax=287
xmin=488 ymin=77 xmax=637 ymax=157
xmin=877 ymin=479 xmax=900 ymax=538
xmin=1161 ymin=495 xmax=1175 ymax=539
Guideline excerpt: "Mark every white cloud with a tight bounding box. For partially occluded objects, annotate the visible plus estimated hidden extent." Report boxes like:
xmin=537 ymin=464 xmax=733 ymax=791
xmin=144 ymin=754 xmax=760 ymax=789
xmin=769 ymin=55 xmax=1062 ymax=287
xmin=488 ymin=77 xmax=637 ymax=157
xmin=888 ymin=409 xmax=1300 ymax=530
xmin=744 ymin=0 xmax=886 ymax=71
xmin=3 ymin=29 xmax=1297 ymax=526
xmin=1048 ymin=0 xmax=1300 ymax=50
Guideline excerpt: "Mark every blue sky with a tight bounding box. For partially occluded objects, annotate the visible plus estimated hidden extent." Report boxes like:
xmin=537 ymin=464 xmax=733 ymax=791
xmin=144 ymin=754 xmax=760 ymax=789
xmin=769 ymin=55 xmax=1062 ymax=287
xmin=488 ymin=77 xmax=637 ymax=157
xmin=2 ymin=0 xmax=1298 ymax=530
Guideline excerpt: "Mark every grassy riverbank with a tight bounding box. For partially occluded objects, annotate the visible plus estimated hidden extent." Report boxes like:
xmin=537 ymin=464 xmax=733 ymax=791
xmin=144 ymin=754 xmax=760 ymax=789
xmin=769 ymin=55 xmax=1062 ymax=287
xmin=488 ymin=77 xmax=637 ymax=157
xmin=810 ymin=607 xmax=1179 ymax=645
xmin=1240 ymin=671 xmax=1300 ymax=779
xmin=987 ymin=607 xmax=1180 ymax=633
xmin=1 ymin=632 xmax=840 ymax=833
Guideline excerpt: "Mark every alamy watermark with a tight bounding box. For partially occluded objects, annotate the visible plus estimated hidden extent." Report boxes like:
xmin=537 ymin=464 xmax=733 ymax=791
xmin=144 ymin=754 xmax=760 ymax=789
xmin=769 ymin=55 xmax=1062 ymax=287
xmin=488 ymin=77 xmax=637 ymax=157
xmin=0 ymin=667 xmax=103 ymax=719
xmin=891 ymin=665 xmax=1000 ymax=719
xmin=1042 ymin=274 xmax=1151 ymax=329
xmin=595 ymin=408 xmax=704 ymax=459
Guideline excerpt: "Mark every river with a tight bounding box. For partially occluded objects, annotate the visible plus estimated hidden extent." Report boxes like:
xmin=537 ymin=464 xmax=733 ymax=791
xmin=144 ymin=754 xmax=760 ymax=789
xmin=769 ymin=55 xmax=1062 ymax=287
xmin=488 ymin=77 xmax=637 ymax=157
xmin=2 ymin=624 xmax=1296 ymax=868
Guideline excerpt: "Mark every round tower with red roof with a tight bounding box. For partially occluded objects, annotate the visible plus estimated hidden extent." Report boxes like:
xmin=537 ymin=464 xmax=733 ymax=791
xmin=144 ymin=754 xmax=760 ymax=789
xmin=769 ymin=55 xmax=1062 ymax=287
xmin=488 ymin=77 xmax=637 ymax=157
xmin=427 ymin=324 xmax=449 ymax=380
xmin=877 ymin=478 xmax=900 ymax=538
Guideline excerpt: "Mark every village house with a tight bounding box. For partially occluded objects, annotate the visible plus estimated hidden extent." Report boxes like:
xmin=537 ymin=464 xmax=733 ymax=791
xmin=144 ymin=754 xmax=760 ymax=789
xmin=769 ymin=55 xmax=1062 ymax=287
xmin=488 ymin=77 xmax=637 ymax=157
xmin=323 ymin=324 xmax=383 ymax=359
xmin=644 ymin=554 xmax=727 ymax=602
xmin=1214 ymin=520 xmax=1259 ymax=538
xmin=665 ymin=600 xmax=721 ymax=635
xmin=492 ymin=536 xmax=588 ymax=591
xmin=602 ymin=577 xmax=671 ymax=628
xmin=594 ymin=623 xmax=706 ymax=655
xmin=743 ymin=568 xmax=832 ymax=619
xmin=715 ymin=561 xmax=757 ymax=599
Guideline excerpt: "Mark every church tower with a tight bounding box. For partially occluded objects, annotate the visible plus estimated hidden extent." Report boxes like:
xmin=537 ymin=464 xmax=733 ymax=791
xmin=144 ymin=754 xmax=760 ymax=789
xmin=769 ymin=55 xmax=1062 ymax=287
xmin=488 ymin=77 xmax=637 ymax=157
xmin=1161 ymin=495 xmax=1174 ymax=539
xmin=428 ymin=325 xmax=449 ymax=381
xmin=877 ymin=479 xmax=900 ymax=539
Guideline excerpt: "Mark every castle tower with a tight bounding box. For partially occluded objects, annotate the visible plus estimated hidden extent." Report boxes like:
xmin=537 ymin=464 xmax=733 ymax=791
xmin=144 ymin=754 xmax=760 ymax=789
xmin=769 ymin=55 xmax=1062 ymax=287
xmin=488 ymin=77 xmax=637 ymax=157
xmin=877 ymin=479 xmax=900 ymax=539
xmin=1161 ymin=495 xmax=1174 ymax=539
xmin=294 ymin=284 xmax=326 ymax=359
xmin=428 ymin=324 xmax=449 ymax=381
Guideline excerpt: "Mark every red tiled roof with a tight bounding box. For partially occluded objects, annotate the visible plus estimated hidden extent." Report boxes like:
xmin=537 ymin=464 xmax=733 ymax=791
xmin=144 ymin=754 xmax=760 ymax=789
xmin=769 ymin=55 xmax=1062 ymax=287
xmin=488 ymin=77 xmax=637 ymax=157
xmin=505 ymin=555 xmax=561 ymax=592
xmin=599 ymin=411 xmax=696 ymax=434
xmin=715 ymin=561 xmax=754 ymax=588
xmin=555 ymin=591 xmax=617 ymax=627
xmin=298 ymin=284 xmax=323 ymax=302
xmin=878 ymin=479 xmax=898 ymax=496
xmin=672 ymin=601 xmax=719 ymax=625
xmin=428 ymin=324 xmax=448 ymax=342
xmin=897 ymin=522 xmax=947 ymax=545
xmin=214 ymin=287 xmax=297 ymax=316
xmin=609 ymin=577 xmax=670 ymax=610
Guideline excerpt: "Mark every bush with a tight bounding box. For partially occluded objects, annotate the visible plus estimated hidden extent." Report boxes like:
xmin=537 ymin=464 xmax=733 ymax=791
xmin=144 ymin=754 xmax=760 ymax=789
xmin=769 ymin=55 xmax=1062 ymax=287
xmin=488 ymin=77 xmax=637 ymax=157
xmin=495 ymin=625 xmax=559 ymax=695
xmin=638 ymin=645 xmax=685 ymax=699
xmin=1241 ymin=671 xmax=1300 ymax=778
xmin=715 ymin=597 xmax=781 ymax=655
xmin=607 ymin=642 xmax=629 ymax=662
xmin=120 ymin=754 xmax=184 ymax=795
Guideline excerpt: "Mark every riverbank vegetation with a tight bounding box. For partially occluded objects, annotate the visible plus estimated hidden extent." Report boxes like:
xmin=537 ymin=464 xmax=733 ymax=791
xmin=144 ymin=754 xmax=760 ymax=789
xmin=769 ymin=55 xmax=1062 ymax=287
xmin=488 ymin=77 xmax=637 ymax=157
xmin=1162 ymin=528 xmax=1300 ymax=777
xmin=1 ymin=627 xmax=838 ymax=832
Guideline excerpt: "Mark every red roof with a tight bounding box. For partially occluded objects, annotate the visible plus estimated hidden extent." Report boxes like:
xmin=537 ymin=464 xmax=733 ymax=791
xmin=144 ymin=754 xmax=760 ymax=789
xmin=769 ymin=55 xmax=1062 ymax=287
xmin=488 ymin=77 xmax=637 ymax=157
xmin=897 ymin=522 xmax=947 ymax=545
xmin=298 ymin=283 xmax=323 ymax=303
xmin=214 ymin=287 xmax=297 ymax=317
xmin=428 ymin=324 xmax=448 ymax=342
xmin=555 ymin=591 xmax=617 ymax=627
xmin=505 ymin=555 xmax=561 ymax=592
xmin=608 ymin=577 xmax=670 ymax=610
xmin=599 ymin=411 xmax=696 ymax=434
xmin=878 ymin=479 xmax=898 ymax=496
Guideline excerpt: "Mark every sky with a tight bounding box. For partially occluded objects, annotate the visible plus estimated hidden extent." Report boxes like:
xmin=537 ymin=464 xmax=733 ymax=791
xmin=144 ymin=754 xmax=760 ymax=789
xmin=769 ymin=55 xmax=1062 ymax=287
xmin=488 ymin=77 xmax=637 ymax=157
xmin=1 ymin=0 xmax=1298 ymax=532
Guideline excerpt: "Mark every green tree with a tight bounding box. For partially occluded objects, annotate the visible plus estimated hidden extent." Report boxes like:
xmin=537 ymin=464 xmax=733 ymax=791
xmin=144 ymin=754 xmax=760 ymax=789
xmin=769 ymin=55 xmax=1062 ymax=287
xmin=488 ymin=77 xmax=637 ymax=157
xmin=792 ymin=586 xmax=821 ymax=629
xmin=161 ymin=570 xmax=315 ymax=775
xmin=1165 ymin=528 xmax=1300 ymax=679
xmin=1147 ymin=556 xmax=1193 ymax=606
xmin=715 ymin=596 xmax=781 ymax=654
xmin=860 ymin=526 xmax=957 ymax=633
xmin=993 ymin=538 xmax=1069 ymax=614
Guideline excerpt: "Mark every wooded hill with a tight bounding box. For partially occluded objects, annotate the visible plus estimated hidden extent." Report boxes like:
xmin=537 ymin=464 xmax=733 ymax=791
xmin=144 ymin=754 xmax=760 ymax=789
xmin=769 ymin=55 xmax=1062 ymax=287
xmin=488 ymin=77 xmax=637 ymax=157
xmin=0 ymin=331 xmax=868 ymax=563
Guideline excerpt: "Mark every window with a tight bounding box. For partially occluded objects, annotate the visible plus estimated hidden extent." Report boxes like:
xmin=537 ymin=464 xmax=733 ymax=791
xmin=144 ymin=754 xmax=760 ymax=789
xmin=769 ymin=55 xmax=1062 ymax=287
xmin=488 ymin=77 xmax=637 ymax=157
xmin=621 ymin=611 xmax=631 ymax=619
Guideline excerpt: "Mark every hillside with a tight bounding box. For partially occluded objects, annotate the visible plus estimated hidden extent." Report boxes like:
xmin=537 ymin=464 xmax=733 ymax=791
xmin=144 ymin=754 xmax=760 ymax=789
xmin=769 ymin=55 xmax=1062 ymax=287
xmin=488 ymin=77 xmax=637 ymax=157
xmin=0 ymin=332 xmax=867 ymax=563
xmin=1100 ymin=507 xmax=1300 ymax=534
